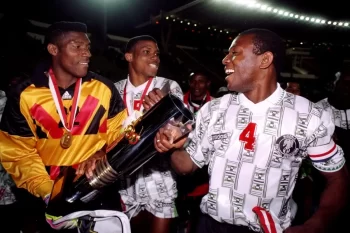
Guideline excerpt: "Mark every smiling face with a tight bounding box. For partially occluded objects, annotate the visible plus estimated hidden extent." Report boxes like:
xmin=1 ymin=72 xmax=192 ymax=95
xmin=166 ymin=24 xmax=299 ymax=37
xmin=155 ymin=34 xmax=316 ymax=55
xmin=48 ymin=31 xmax=91 ymax=78
xmin=222 ymin=34 xmax=263 ymax=93
xmin=189 ymin=73 xmax=210 ymax=99
xmin=126 ymin=40 xmax=160 ymax=78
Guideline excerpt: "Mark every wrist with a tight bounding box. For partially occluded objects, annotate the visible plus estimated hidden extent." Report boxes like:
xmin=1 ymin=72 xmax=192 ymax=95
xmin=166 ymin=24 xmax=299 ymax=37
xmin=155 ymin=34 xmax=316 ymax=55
xmin=37 ymin=180 xmax=54 ymax=200
xmin=43 ymin=194 xmax=51 ymax=206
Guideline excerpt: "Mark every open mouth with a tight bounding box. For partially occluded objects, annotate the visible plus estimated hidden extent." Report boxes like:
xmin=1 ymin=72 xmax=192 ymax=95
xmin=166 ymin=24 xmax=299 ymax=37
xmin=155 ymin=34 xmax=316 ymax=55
xmin=79 ymin=61 xmax=89 ymax=66
xmin=149 ymin=64 xmax=159 ymax=69
xmin=225 ymin=69 xmax=235 ymax=75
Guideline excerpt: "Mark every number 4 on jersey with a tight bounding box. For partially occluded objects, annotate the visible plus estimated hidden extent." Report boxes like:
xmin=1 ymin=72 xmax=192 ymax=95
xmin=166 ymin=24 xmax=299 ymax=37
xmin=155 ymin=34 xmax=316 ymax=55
xmin=239 ymin=122 xmax=257 ymax=151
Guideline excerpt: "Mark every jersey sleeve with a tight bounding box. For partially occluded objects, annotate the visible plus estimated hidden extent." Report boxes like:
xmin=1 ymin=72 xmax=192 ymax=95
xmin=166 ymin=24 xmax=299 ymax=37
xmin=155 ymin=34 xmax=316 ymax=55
xmin=185 ymin=103 xmax=213 ymax=168
xmin=106 ymin=84 xmax=127 ymax=147
xmin=307 ymin=107 xmax=345 ymax=172
xmin=169 ymin=80 xmax=184 ymax=100
xmin=0 ymin=89 xmax=53 ymax=199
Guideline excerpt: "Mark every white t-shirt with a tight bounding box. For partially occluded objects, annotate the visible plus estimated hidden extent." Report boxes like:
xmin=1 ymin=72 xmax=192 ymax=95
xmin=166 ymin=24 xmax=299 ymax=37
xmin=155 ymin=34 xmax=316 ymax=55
xmin=185 ymin=84 xmax=345 ymax=232
xmin=114 ymin=76 xmax=183 ymax=218
xmin=115 ymin=76 xmax=183 ymax=116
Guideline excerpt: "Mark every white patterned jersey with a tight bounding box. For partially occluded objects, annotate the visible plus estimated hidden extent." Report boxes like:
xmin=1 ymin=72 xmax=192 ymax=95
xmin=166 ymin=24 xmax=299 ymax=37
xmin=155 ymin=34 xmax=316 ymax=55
xmin=0 ymin=91 xmax=17 ymax=205
xmin=185 ymin=84 xmax=345 ymax=232
xmin=317 ymin=98 xmax=350 ymax=130
xmin=114 ymin=76 xmax=183 ymax=116
xmin=114 ymin=76 xmax=183 ymax=218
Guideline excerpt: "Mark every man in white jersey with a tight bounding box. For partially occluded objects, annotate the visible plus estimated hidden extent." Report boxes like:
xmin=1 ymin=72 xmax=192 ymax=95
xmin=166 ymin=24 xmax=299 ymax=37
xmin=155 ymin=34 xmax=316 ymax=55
xmin=153 ymin=28 xmax=348 ymax=233
xmin=114 ymin=35 xmax=183 ymax=233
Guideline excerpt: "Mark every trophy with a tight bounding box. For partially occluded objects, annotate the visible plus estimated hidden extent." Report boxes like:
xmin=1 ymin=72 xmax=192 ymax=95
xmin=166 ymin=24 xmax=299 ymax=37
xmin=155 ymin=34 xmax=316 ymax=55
xmin=46 ymin=93 xmax=194 ymax=217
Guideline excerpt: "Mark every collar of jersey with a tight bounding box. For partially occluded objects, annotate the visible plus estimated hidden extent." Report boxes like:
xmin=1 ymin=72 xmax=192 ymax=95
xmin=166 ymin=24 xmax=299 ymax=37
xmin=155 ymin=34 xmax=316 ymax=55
xmin=238 ymin=83 xmax=284 ymax=110
xmin=125 ymin=75 xmax=156 ymax=94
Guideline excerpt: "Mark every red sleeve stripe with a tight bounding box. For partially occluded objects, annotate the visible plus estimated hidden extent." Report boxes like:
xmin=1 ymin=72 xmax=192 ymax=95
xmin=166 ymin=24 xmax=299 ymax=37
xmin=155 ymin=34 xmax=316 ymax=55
xmin=253 ymin=206 xmax=277 ymax=233
xmin=309 ymin=143 xmax=336 ymax=158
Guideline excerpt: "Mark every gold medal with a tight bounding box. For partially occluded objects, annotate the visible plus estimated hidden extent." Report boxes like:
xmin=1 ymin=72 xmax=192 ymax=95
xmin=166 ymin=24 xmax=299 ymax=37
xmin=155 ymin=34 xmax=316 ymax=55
xmin=60 ymin=131 xmax=72 ymax=149
xmin=48 ymin=69 xmax=82 ymax=150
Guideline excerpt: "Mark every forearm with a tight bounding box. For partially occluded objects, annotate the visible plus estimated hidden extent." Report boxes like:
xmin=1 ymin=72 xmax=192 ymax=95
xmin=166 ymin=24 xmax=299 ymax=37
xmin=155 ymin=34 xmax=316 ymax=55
xmin=0 ymin=133 xmax=52 ymax=198
xmin=170 ymin=149 xmax=197 ymax=175
xmin=4 ymin=159 xmax=52 ymax=198
xmin=305 ymin=167 xmax=349 ymax=231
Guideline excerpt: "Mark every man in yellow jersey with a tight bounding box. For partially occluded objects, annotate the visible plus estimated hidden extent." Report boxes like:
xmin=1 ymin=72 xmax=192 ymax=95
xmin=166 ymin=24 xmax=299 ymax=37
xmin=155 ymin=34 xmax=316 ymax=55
xmin=0 ymin=21 xmax=127 ymax=232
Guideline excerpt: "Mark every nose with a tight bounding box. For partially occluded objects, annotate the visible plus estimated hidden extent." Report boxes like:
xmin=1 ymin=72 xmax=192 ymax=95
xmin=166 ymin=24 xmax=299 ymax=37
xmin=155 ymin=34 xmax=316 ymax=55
xmin=82 ymin=48 xmax=92 ymax=58
xmin=222 ymin=54 xmax=229 ymax=65
xmin=151 ymin=53 xmax=160 ymax=63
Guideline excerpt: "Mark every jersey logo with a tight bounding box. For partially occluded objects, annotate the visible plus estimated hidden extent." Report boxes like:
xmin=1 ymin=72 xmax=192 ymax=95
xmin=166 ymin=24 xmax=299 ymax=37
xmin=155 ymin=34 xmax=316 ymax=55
xmin=276 ymin=134 xmax=300 ymax=158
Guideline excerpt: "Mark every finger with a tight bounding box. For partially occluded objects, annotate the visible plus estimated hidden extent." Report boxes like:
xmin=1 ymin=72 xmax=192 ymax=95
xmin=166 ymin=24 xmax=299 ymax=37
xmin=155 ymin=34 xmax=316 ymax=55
xmin=159 ymin=131 xmax=176 ymax=150
xmin=85 ymin=165 xmax=93 ymax=179
xmin=147 ymin=91 xmax=159 ymax=104
xmin=154 ymin=88 xmax=164 ymax=100
xmin=186 ymin=124 xmax=193 ymax=131
xmin=143 ymin=102 xmax=150 ymax=111
xmin=90 ymin=159 xmax=96 ymax=172
xmin=154 ymin=131 xmax=166 ymax=153
xmin=154 ymin=138 xmax=165 ymax=153
xmin=143 ymin=95 xmax=155 ymax=109
xmin=83 ymin=160 xmax=92 ymax=177
xmin=86 ymin=168 xmax=93 ymax=179
xmin=156 ymin=139 xmax=171 ymax=152
xmin=76 ymin=162 xmax=86 ymax=175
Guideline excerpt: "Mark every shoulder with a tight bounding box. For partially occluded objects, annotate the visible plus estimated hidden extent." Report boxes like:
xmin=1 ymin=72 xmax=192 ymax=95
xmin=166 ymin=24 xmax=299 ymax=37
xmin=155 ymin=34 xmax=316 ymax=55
xmin=87 ymin=71 xmax=116 ymax=93
xmin=114 ymin=79 xmax=127 ymax=88
xmin=281 ymin=93 xmax=318 ymax=116
xmin=155 ymin=76 xmax=180 ymax=86
xmin=200 ymin=93 xmax=235 ymax=116
xmin=11 ymin=78 xmax=33 ymax=101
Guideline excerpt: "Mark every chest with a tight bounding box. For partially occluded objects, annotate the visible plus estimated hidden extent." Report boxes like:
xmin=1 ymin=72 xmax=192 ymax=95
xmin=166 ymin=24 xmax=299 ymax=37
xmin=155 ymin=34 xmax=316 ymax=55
xmin=26 ymin=86 xmax=108 ymax=138
xmin=205 ymin=106 xmax=312 ymax=169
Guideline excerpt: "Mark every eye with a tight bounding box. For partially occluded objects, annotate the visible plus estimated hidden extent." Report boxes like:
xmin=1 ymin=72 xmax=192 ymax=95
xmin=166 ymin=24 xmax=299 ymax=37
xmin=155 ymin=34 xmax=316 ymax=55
xmin=143 ymin=50 xmax=150 ymax=54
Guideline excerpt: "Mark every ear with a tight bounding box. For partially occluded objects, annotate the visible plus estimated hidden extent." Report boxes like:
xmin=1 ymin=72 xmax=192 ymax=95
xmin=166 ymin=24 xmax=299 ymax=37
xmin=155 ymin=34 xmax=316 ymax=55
xmin=259 ymin=51 xmax=273 ymax=69
xmin=125 ymin=53 xmax=133 ymax=62
xmin=47 ymin=43 xmax=59 ymax=56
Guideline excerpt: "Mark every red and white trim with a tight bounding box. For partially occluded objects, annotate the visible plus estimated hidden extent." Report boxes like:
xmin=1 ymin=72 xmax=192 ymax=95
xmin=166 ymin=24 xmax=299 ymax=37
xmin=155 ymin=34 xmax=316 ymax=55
xmin=308 ymin=141 xmax=337 ymax=162
xmin=253 ymin=206 xmax=283 ymax=233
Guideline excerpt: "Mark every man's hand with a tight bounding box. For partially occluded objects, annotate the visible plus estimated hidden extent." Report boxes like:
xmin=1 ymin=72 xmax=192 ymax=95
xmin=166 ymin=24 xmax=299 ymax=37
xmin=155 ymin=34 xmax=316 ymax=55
xmin=76 ymin=150 xmax=106 ymax=178
xmin=143 ymin=88 xmax=165 ymax=111
xmin=154 ymin=124 xmax=191 ymax=153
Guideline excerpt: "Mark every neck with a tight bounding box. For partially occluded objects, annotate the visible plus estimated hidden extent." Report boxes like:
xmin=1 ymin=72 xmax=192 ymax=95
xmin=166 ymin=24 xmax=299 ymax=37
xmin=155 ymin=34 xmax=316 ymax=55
xmin=128 ymin=69 xmax=152 ymax=87
xmin=190 ymin=92 xmax=207 ymax=101
xmin=244 ymin=79 xmax=277 ymax=104
xmin=51 ymin=63 xmax=77 ymax=89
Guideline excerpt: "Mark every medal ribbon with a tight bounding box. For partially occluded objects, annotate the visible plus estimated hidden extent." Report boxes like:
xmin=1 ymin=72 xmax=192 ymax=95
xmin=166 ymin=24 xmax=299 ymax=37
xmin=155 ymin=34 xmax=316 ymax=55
xmin=48 ymin=68 xmax=82 ymax=133
xmin=123 ymin=77 xmax=153 ymax=116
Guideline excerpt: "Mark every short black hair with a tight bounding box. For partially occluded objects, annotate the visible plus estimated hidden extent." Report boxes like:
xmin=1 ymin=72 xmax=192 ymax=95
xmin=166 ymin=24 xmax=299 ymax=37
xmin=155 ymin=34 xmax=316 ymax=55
xmin=125 ymin=35 xmax=157 ymax=53
xmin=239 ymin=28 xmax=285 ymax=75
xmin=189 ymin=70 xmax=211 ymax=82
xmin=45 ymin=21 xmax=87 ymax=45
